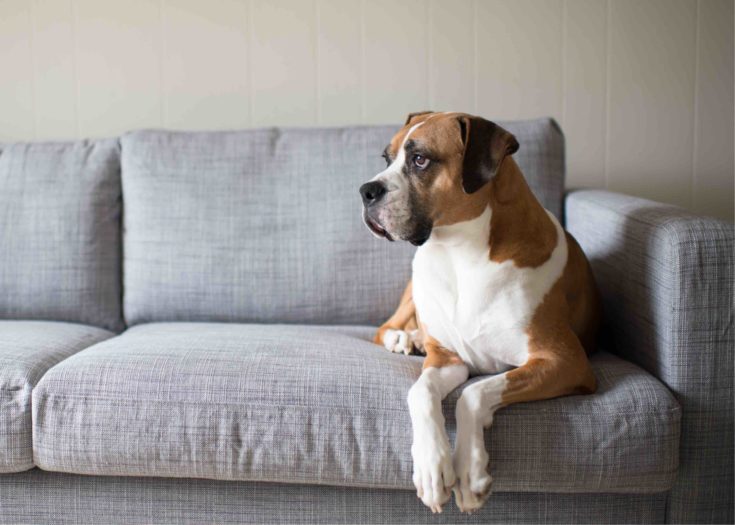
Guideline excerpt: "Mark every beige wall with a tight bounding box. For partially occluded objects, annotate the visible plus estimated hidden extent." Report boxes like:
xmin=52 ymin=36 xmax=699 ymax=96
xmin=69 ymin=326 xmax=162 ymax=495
xmin=1 ymin=0 xmax=732 ymax=220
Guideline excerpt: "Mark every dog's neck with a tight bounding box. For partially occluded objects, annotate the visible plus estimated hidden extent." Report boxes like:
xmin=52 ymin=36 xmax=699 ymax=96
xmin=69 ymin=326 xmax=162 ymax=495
xmin=426 ymin=157 xmax=558 ymax=268
xmin=488 ymin=158 xmax=559 ymax=267
xmin=428 ymin=204 xmax=492 ymax=253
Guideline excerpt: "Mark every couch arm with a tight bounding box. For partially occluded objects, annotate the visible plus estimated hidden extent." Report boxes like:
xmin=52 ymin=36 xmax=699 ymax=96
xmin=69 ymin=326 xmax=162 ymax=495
xmin=565 ymin=190 xmax=733 ymax=524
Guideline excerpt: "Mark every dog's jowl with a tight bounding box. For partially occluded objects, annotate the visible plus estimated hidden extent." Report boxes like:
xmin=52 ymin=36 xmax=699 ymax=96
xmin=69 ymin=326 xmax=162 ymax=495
xmin=359 ymin=111 xmax=601 ymax=513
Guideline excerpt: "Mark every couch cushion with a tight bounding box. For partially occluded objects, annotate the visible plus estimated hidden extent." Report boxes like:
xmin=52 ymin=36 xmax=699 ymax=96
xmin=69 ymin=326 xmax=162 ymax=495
xmin=0 ymin=139 xmax=123 ymax=332
xmin=0 ymin=321 xmax=112 ymax=473
xmin=120 ymin=119 xmax=564 ymax=326
xmin=33 ymin=323 xmax=679 ymax=493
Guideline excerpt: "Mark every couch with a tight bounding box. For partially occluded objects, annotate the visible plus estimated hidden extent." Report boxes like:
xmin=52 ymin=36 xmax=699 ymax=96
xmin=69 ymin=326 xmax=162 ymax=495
xmin=0 ymin=119 xmax=732 ymax=524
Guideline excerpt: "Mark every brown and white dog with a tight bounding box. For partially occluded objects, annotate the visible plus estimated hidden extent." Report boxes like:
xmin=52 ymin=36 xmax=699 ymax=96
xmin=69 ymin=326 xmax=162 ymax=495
xmin=359 ymin=112 xmax=601 ymax=513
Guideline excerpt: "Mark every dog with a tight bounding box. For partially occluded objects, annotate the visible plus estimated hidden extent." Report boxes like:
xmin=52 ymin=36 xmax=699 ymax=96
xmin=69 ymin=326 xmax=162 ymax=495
xmin=359 ymin=111 xmax=601 ymax=513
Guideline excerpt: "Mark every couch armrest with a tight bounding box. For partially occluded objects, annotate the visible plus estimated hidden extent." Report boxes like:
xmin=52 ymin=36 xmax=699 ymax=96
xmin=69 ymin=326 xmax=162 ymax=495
xmin=565 ymin=189 xmax=733 ymax=524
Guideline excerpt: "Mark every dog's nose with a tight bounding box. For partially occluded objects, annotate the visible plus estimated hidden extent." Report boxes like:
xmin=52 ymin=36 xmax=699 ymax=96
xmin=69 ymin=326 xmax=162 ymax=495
xmin=360 ymin=181 xmax=387 ymax=206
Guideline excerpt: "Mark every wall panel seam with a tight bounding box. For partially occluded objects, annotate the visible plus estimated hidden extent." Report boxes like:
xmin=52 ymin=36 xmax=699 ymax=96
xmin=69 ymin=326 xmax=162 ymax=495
xmin=603 ymin=0 xmax=611 ymax=189
xmin=691 ymin=0 xmax=701 ymax=210
xmin=427 ymin=0 xmax=433 ymax=109
xmin=561 ymin=0 xmax=567 ymax=128
xmin=70 ymin=0 xmax=80 ymax=139
xmin=311 ymin=0 xmax=318 ymax=124
xmin=160 ymin=0 xmax=167 ymax=128
xmin=158 ymin=0 xmax=165 ymax=128
xmin=473 ymin=0 xmax=478 ymax=114
xmin=360 ymin=0 xmax=366 ymax=121
xmin=315 ymin=0 xmax=321 ymax=125
xmin=247 ymin=0 xmax=254 ymax=127
xmin=29 ymin=0 xmax=38 ymax=140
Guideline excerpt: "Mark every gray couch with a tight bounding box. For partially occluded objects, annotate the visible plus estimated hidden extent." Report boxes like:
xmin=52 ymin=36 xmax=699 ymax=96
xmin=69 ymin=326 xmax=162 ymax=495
xmin=0 ymin=119 xmax=731 ymax=524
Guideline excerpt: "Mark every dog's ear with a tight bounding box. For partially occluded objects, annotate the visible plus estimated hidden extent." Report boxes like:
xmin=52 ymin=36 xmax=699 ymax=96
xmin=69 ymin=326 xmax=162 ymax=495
xmin=404 ymin=111 xmax=434 ymax=126
xmin=457 ymin=116 xmax=519 ymax=194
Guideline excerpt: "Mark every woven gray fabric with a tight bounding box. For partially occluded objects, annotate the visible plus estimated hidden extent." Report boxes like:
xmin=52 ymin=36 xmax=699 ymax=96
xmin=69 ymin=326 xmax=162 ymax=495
xmin=0 ymin=321 xmax=112 ymax=473
xmin=120 ymin=119 xmax=563 ymax=326
xmin=0 ymin=139 xmax=123 ymax=332
xmin=566 ymin=189 xmax=734 ymax=524
xmin=33 ymin=322 xmax=679 ymax=493
xmin=0 ymin=470 xmax=667 ymax=525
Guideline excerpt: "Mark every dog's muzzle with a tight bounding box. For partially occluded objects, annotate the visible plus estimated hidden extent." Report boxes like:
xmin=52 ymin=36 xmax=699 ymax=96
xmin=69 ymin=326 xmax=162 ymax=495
xmin=360 ymin=181 xmax=394 ymax=241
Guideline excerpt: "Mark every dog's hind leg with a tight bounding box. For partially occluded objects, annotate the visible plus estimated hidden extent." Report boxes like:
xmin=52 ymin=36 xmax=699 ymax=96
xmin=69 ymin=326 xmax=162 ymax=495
xmin=374 ymin=280 xmax=424 ymax=355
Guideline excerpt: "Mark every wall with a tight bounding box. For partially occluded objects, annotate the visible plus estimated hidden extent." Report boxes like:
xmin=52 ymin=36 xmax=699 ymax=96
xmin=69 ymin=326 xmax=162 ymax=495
xmin=0 ymin=0 xmax=732 ymax=220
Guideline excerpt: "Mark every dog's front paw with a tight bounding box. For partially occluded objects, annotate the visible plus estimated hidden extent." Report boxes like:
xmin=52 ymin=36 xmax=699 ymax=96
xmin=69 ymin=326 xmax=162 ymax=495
xmin=412 ymin=437 xmax=455 ymax=513
xmin=453 ymin=448 xmax=493 ymax=513
xmin=382 ymin=328 xmax=415 ymax=355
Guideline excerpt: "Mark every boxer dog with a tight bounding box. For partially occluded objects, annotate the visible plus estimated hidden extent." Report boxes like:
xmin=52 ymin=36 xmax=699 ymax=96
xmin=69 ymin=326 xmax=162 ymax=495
xmin=359 ymin=112 xmax=600 ymax=513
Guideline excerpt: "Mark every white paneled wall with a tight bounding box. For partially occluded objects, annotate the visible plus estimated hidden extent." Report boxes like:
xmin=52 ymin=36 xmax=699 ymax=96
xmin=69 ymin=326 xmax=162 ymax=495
xmin=0 ymin=0 xmax=732 ymax=220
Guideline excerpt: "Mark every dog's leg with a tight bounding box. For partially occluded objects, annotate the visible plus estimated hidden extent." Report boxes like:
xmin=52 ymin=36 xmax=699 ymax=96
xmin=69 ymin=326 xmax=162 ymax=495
xmin=374 ymin=280 xmax=424 ymax=355
xmin=408 ymin=338 xmax=468 ymax=513
xmin=453 ymin=327 xmax=596 ymax=513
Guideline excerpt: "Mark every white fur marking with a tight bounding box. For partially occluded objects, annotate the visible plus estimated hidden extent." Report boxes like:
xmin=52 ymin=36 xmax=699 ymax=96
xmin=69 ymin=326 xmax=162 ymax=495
xmin=382 ymin=328 xmax=413 ymax=355
xmin=412 ymin=206 xmax=567 ymax=375
xmin=407 ymin=363 xmax=469 ymax=512
xmin=371 ymin=120 xmax=424 ymax=184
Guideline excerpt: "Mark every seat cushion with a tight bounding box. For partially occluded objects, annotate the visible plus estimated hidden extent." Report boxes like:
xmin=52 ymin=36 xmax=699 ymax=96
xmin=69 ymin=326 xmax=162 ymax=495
xmin=0 ymin=321 xmax=112 ymax=473
xmin=120 ymin=119 xmax=563 ymax=327
xmin=33 ymin=323 xmax=680 ymax=493
xmin=0 ymin=139 xmax=123 ymax=332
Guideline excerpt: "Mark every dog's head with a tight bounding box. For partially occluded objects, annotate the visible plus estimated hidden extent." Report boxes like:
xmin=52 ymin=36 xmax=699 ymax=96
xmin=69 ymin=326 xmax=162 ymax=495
xmin=359 ymin=111 xmax=519 ymax=245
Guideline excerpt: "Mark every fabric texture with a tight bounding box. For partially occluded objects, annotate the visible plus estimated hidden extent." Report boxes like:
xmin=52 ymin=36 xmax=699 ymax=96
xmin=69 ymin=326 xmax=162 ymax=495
xmin=0 ymin=469 xmax=667 ymax=525
xmin=0 ymin=321 xmax=112 ymax=473
xmin=33 ymin=323 xmax=679 ymax=494
xmin=120 ymin=119 xmax=564 ymax=326
xmin=566 ymin=189 xmax=734 ymax=524
xmin=0 ymin=139 xmax=123 ymax=332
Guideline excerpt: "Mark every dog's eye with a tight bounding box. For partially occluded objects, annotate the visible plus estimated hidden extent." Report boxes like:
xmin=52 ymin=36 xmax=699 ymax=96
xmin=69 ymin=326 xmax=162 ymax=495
xmin=381 ymin=153 xmax=391 ymax=166
xmin=412 ymin=154 xmax=430 ymax=170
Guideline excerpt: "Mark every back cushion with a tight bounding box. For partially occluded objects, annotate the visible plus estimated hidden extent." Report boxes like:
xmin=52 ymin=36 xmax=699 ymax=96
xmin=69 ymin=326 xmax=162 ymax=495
xmin=121 ymin=118 xmax=564 ymax=326
xmin=0 ymin=140 xmax=123 ymax=332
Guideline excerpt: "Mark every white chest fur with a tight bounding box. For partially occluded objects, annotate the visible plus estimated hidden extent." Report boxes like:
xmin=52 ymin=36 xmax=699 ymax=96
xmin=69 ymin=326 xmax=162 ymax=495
xmin=412 ymin=206 xmax=567 ymax=375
